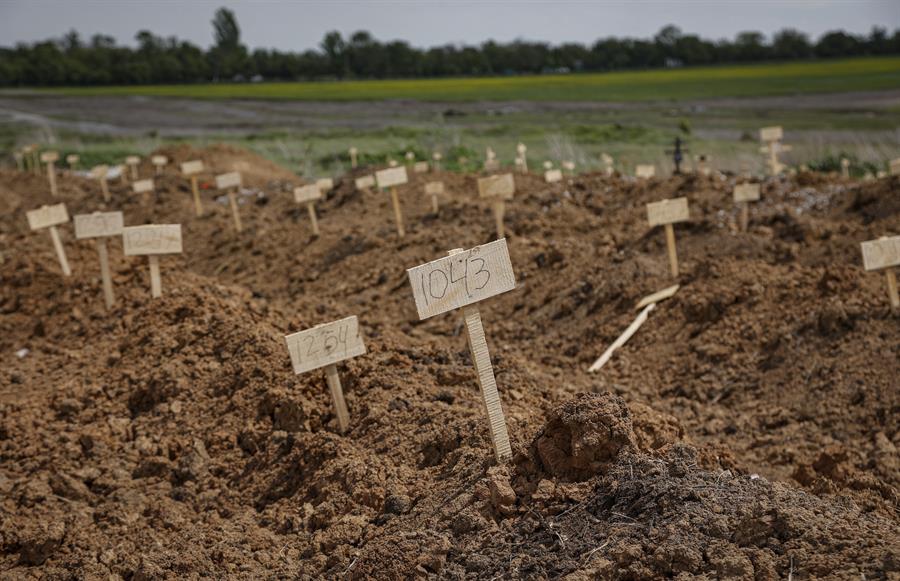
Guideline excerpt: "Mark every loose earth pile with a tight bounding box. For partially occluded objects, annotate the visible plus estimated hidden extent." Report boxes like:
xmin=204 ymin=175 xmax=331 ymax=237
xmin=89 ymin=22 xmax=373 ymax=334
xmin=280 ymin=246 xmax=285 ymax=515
xmin=1 ymin=145 xmax=897 ymax=579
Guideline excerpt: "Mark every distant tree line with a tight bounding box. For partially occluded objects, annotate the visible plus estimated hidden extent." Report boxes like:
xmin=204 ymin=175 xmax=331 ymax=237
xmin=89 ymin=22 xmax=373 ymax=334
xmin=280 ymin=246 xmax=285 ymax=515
xmin=1 ymin=8 xmax=898 ymax=86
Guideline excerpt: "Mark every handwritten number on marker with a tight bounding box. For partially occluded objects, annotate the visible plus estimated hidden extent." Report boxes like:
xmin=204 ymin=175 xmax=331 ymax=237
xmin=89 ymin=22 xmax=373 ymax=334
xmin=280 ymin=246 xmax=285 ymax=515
xmin=419 ymin=250 xmax=492 ymax=307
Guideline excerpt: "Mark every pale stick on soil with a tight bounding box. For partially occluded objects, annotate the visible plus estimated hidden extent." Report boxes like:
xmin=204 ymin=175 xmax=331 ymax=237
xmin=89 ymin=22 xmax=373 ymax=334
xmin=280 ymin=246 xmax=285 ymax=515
xmin=122 ymin=224 xmax=183 ymax=298
xmin=349 ymin=147 xmax=358 ymax=169
xmin=126 ymin=156 xmax=140 ymax=181
xmin=376 ymin=166 xmax=409 ymax=238
xmin=733 ymin=183 xmax=761 ymax=232
xmin=588 ymin=304 xmax=656 ymax=372
xmin=26 ymin=203 xmax=71 ymax=276
xmin=635 ymin=284 xmax=680 ymax=309
xmin=294 ymin=184 xmax=322 ymax=236
xmin=425 ymin=181 xmax=444 ymax=213
xmin=647 ymin=197 xmax=690 ymax=277
xmin=860 ymin=235 xmax=900 ymax=310
xmin=91 ymin=165 xmax=110 ymax=202
xmin=477 ymin=173 xmax=515 ymax=240
xmin=841 ymin=158 xmax=850 ymax=178
xmin=284 ymin=316 xmax=367 ymax=433
xmin=40 ymin=151 xmax=59 ymax=197
xmin=74 ymin=211 xmax=124 ymax=309
xmin=215 ymin=172 xmax=243 ymax=233
xmin=406 ymin=240 xmax=516 ymax=463
xmin=152 ymin=155 xmax=167 ymax=176
xmin=180 ymin=160 xmax=205 ymax=217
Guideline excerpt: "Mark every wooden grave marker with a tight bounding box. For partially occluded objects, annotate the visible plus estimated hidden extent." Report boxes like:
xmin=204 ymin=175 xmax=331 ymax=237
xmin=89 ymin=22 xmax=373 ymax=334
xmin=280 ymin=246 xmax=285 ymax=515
xmin=841 ymin=158 xmax=850 ymax=178
xmin=424 ymin=181 xmax=444 ymax=213
xmin=132 ymin=178 xmax=155 ymax=206
xmin=601 ymin=153 xmax=614 ymax=176
xmin=890 ymin=158 xmax=900 ymax=176
xmin=180 ymin=160 xmax=205 ymax=217
xmin=123 ymin=224 xmax=183 ymax=298
xmin=215 ymin=171 xmax=244 ymax=233
xmin=432 ymin=152 xmax=442 ymax=172
xmin=40 ymin=151 xmax=60 ymax=197
xmin=733 ymin=183 xmax=761 ymax=232
xmin=74 ymin=211 xmax=124 ymax=309
xmin=414 ymin=161 xmax=429 ymax=173
xmin=543 ymin=161 xmax=553 ymax=171
xmin=26 ymin=203 xmax=71 ymax=276
xmin=477 ymin=173 xmax=515 ymax=239
xmin=125 ymin=155 xmax=140 ymax=181
xmin=284 ymin=315 xmax=366 ymax=433
xmin=635 ymin=164 xmax=656 ymax=179
xmin=861 ymin=235 xmax=900 ymax=310
xmin=376 ymin=166 xmax=409 ymax=238
xmin=406 ymin=240 xmax=516 ymax=463
xmin=516 ymin=143 xmax=528 ymax=172
xmin=151 ymin=155 xmax=168 ymax=176
xmin=544 ymin=168 xmax=562 ymax=183
xmin=647 ymin=197 xmax=690 ymax=277
xmin=355 ymin=174 xmax=375 ymax=192
xmin=66 ymin=154 xmax=79 ymax=170
xmin=30 ymin=144 xmax=40 ymax=175
xmin=316 ymin=178 xmax=334 ymax=194
xmin=294 ymin=184 xmax=323 ymax=236
xmin=759 ymin=126 xmax=791 ymax=176
xmin=562 ymin=160 xmax=575 ymax=175
xmin=349 ymin=146 xmax=358 ymax=169
xmin=90 ymin=165 xmax=111 ymax=202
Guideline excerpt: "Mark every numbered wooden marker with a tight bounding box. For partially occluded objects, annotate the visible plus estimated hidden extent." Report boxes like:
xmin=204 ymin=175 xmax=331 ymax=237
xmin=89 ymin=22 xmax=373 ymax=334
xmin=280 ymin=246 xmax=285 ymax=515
xmin=840 ymin=158 xmax=850 ymax=178
xmin=376 ymin=166 xmax=409 ymax=238
xmin=74 ymin=211 xmax=124 ymax=309
xmin=132 ymin=178 xmax=155 ymax=206
xmin=125 ymin=155 xmax=140 ymax=181
xmin=66 ymin=154 xmax=79 ymax=170
xmin=355 ymin=174 xmax=375 ymax=192
xmin=181 ymin=160 xmax=205 ymax=217
xmin=406 ymin=241 xmax=516 ymax=463
xmin=432 ymin=152 xmax=442 ymax=172
xmin=635 ymin=164 xmax=656 ymax=179
xmin=562 ymin=160 xmax=575 ymax=175
xmin=647 ymin=197 xmax=689 ymax=277
xmin=733 ymin=183 xmax=760 ymax=232
xmin=861 ymin=236 xmax=900 ymax=310
xmin=285 ymin=316 xmax=366 ymax=433
xmin=215 ymin=172 xmax=243 ymax=233
xmin=27 ymin=203 xmax=71 ymax=276
xmin=151 ymin=155 xmax=167 ymax=176
xmin=484 ymin=159 xmax=500 ymax=172
xmin=89 ymin=164 xmax=111 ymax=202
xmin=414 ymin=161 xmax=429 ymax=173
xmin=516 ymin=143 xmax=528 ymax=173
xmin=294 ymin=184 xmax=323 ymax=236
xmin=477 ymin=173 xmax=515 ymax=239
xmin=544 ymin=169 xmax=562 ymax=183
xmin=349 ymin=146 xmax=358 ymax=169
xmin=890 ymin=158 xmax=900 ymax=176
xmin=40 ymin=151 xmax=60 ymax=197
xmin=601 ymin=153 xmax=614 ymax=176
xmin=425 ymin=181 xmax=444 ymax=213
xmin=123 ymin=224 xmax=183 ymax=298
xmin=760 ymin=126 xmax=783 ymax=142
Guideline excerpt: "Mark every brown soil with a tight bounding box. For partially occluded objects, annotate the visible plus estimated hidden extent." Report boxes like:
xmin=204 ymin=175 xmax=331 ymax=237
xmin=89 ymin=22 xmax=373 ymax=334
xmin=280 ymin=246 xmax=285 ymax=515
xmin=0 ymin=145 xmax=898 ymax=579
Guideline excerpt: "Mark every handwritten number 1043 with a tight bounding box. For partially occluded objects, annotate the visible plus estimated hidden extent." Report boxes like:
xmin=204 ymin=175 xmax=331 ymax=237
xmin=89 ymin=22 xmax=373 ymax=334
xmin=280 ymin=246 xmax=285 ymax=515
xmin=420 ymin=253 xmax=490 ymax=306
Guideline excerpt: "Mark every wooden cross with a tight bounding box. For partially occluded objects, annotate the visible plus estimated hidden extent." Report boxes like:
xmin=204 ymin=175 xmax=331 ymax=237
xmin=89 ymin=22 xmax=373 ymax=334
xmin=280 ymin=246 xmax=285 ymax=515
xmin=40 ymin=151 xmax=60 ymax=197
xmin=122 ymin=224 xmax=183 ymax=298
xmin=733 ymin=183 xmax=760 ymax=232
xmin=477 ymin=174 xmax=515 ymax=239
xmin=215 ymin=172 xmax=243 ymax=233
xmin=861 ymin=236 xmax=900 ymax=310
xmin=180 ymin=160 xmax=205 ymax=217
xmin=284 ymin=316 xmax=366 ymax=433
xmin=74 ymin=211 xmax=124 ymax=309
xmin=376 ymin=166 xmax=409 ymax=238
xmin=294 ymin=184 xmax=323 ymax=236
xmin=759 ymin=126 xmax=791 ymax=176
xmin=406 ymin=240 xmax=517 ymax=463
xmin=26 ymin=203 xmax=71 ymax=276
xmin=647 ymin=197 xmax=690 ymax=277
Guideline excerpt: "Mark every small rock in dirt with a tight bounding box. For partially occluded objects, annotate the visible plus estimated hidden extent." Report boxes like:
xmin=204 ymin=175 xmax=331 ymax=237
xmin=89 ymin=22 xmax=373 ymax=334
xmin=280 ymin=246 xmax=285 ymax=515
xmin=383 ymin=493 xmax=411 ymax=515
xmin=487 ymin=466 xmax=516 ymax=513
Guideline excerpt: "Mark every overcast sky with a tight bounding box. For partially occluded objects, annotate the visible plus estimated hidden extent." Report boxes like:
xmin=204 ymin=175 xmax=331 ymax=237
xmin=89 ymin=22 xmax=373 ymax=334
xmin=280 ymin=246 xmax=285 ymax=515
xmin=1 ymin=1 xmax=899 ymax=51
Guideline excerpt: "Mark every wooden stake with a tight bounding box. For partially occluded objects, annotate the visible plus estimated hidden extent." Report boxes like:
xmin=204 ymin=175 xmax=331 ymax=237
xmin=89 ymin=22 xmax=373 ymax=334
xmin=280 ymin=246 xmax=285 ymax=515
xmin=100 ymin=176 xmax=110 ymax=202
xmin=390 ymin=186 xmax=405 ymax=238
xmin=47 ymin=161 xmax=58 ymax=197
xmin=350 ymin=147 xmax=358 ymax=169
xmin=130 ymin=163 xmax=138 ymax=181
xmin=448 ymin=247 xmax=513 ymax=463
xmin=97 ymin=238 xmax=115 ymax=309
xmin=48 ymin=225 xmax=71 ymax=276
xmin=228 ymin=189 xmax=243 ymax=233
xmin=148 ymin=255 xmax=162 ymax=298
xmin=664 ymin=223 xmax=679 ymax=277
xmin=307 ymin=202 xmax=320 ymax=236
xmin=740 ymin=202 xmax=749 ymax=232
xmin=432 ymin=192 xmax=439 ymax=214
xmin=190 ymin=176 xmax=203 ymax=217
xmin=886 ymin=269 xmax=899 ymax=311
xmin=493 ymin=200 xmax=506 ymax=239
xmin=325 ymin=363 xmax=350 ymax=433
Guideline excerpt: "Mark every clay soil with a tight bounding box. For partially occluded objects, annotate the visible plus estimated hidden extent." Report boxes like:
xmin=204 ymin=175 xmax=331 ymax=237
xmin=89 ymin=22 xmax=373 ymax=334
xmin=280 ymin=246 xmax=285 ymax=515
xmin=0 ymin=145 xmax=898 ymax=579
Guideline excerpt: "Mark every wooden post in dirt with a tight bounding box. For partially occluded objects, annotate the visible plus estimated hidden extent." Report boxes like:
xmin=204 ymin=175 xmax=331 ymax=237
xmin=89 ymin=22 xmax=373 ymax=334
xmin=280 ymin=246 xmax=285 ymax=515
xmin=215 ymin=172 xmax=243 ymax=233
xmin=26 ymin=203 xmax=72 ymax=276
xmin=405 ymin=151 xmax=415 ymax=170
xmin=284 ymin=316 xmax=367 ymax=433
xmin=484 ymin=148 xmax=499 ymax=172
xmin=316 ymin=178 xmax=334 ymax=196
xmin=562 ymin=160 xmax=575 ymax=176
xmin=601 ymin=153 xmax=614 ymax=176
xmin=376 ymin=166 xmax=409 ymax=238
xmin=733 ymin=183 xmax=760 ymax=232
xmin=477 ymin=173 xmax=515 ymax=239
xmin=151 ymin=155 xmax=168 ymax=176
xmin=841 ymin=158 xmax=850 ymax=179
xmin=180 ymin=160 xmax=205 ymax=217
xmin=294 ymin=184 xmax=323 ymax=236
xmin=861 ymin=235 xmax=900 ymax=311
xmin=432 ymin=152 xmax=442 ymax=172
xmin=516 ymin=143 xmax=528 ymax=173
xmin=91 ymin=165 xmax=111 ymax=202
xmin=74 ymin=211 xmax=124 ymax=309
xmin=122 ymin=224 xmax=183 ymax=298
xmin=406 ymin=240 xmax=517 ymax=463
xmin=544 ymin=168 xmax=562 ymax=183
xmin=759 ymin=126 xmax=791 ymax=176
xmin=132 ymin=178 xmax=155 ymax=206
xmin=425 ymin=181 xmax=444 ymax=213
xmin=635 ymin=164 xmax=656 ymax=179
xmin=647 ymin=197 xmax=690 ymax=277
xmin=66 ymin=154 xmax=79 ymax=171
xmin=355 ymin=174 xmax=375 ymax=193
xmin=349 ymin=147 xmax=358 ymax=169
xmin=125 ymin=156 xmax=140 ymax=181
xmin=414 ymin=161 xmax=429 ymax=174
xmin=40 ymin=151 xmax=60 ymax=197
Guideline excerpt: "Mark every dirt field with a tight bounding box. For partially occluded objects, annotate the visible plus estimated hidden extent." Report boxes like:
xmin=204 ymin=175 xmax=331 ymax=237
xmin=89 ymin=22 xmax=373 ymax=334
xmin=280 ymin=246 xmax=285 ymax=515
xmin=0 ymin=146 xmax=898 ymax=579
